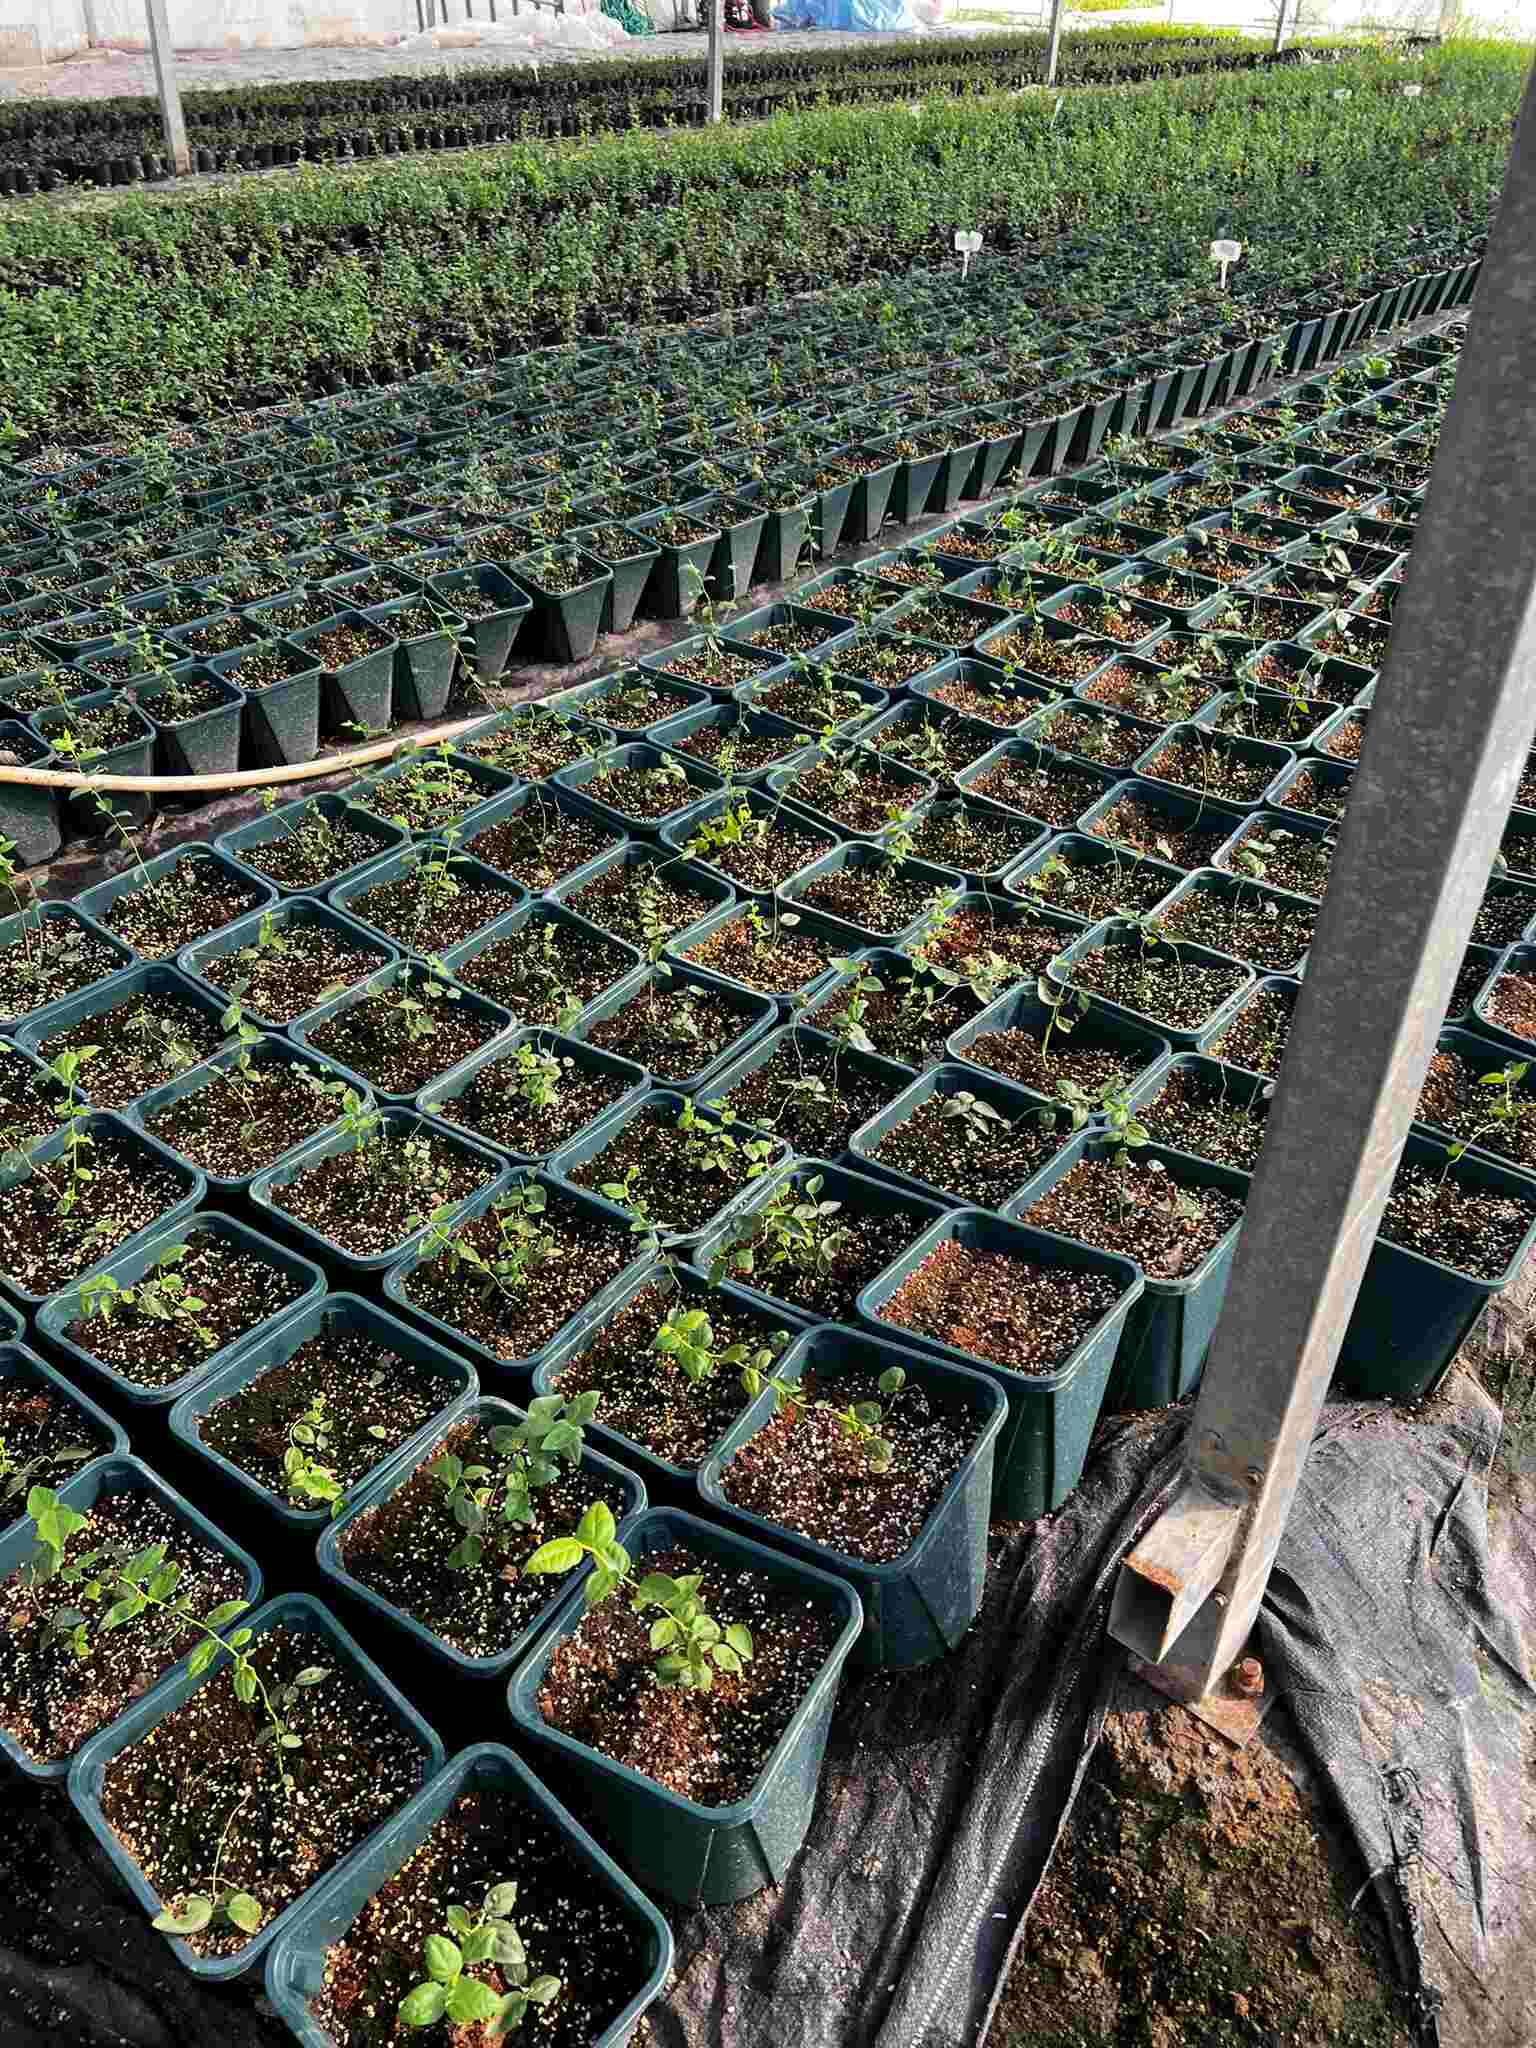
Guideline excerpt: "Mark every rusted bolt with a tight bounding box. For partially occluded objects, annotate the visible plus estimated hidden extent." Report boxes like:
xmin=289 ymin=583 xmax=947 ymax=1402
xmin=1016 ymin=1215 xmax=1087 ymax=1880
xmin=1231 ymin=1657 xmax=1265 ymax=1700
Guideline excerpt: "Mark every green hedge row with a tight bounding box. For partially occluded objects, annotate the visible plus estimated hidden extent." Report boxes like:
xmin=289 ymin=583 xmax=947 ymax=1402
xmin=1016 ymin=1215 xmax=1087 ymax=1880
xmin=0 ymin=44 xmax=1520 ymax=447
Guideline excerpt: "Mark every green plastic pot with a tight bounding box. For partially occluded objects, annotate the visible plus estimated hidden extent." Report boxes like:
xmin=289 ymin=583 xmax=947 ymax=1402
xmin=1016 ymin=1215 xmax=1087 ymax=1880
xmin=425 ymin=565 xmax=532 ymax=684
xmin=1007 ymin=1133 xmax=1249 ymax=1411
xmin=856 ymin=1206 xmax=1144 ymax=1518
xmin=176 ymin=894 xmax=395 ymax=1032
xmin=1152 ymin=867 xmax=1315 ymax=977
xmin=847 ymin=1059 xmax=1069 ymax=1211
xmin=33 ymin=692 xmax=157 ymax=834
xmin=0 ymin=1454 xmax=261 ymax=1784
xmin=1470 ymin=942 xmax=1536 ymax=1059
xmin=67 ymin=1592 xmax=444 ymax=1982
xmin=0 ymin=899 xmax=135 ymax=1035
xmin=210 ymin=642 xmax=324 ymax=769
xmin=626 ymin=499 xmax=720 ymax=621
xmin=286 ymin=610 xmax=397 ymax=740
xmin=0 ymin=1338 xmax=129 ymax=1517
xmin=511 ymin=547 xmax=612 ymax=664
xmin=0 ymin=717 xmax=61 ymax=865
xmin=576 ymin=959 xmax=777 ymax=1090
xmin=548 ymin=834 xmax=735 ymax=956
xmin=1048 ymin=916 xmax=1255 ymax=1051
xmin=134 ymin=666 xmax=245 ymax=779
xmin=263 ymin=1743 xmax=673 ymax=2048
xmin=699 ymin=1321 xmax=1003 ymax=1670
xmin=568 ymin=522 xmax=662 ymax=637
xmin=1337 ymin=1135 xmax=1536 ymax=1401
xmin=1122 ymin=1051 xmax=1271 ymax=1173
xmin=327 ymin=845 xmax=526 ymax=961
xmin=362 ymin=594 xmax=462 ymax=723
xmin=415 ymin=1024 xmax=649 ymax=1166
xmin=215 ymin=790 xmax=409 ymax=898
xmin=506 ymin=1505 xmax=862 ymax=1906
xmin=549 ymin=1086 xmax=786 ymax=1248
xmin=288 ymin=959 xmax=516 ymax=1108
xmin=316 ymin=1393 xmax=646 ymax=1689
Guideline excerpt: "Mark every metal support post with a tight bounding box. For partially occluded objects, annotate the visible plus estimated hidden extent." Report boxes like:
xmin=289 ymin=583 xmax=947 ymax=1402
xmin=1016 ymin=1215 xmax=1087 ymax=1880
xmin=1110 ymin=68 xmax=1536 ymax=1702
xmin=707 ymin=0 xmax=724 ymax=123
xmin=1044 ymin=0 xmax=1065 ymax=88
xmin=1272 ymin=0 xmax=1288 ymax=56
xmin=143 ymin=0 xmax=190 ymax=175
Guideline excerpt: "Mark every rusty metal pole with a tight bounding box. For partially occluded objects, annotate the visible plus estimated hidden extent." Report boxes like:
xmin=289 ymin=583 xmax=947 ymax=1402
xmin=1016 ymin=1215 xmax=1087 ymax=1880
xmin=1110 ymin=66 xmax=1536 ymax=1701
xmin=143 ymin=0 xmax=191 ymax=176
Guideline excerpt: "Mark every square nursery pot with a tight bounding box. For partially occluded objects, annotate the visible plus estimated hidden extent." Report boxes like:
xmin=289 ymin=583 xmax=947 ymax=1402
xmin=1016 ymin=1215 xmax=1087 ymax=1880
xmin=697 ymin=1323 xmax=1005 ymax=1670
xmin=362 ymin=593 xmax=462 ymax=723
xmin=0 ymin=900 xmax=135 ymax=1035
xmin=0 ymin=1453 xmax=261 ymax=1783
xmin=1048 ymin=917 xmax=1255 ymax=1052
xmin=425 ymin=565 xmax=532 ymax=684
xmin=1123 ymin=1052 xmax=1273 ymax=1173
xmin=561 ymin=666 xmax=710 ymax=738
xmin=511 ymin=547 xmax=613 ymax=664
xmin=127 ymin=1035 xmax=369 ymax=1202
xmin=134 ymin=666 xmax=245 ymax=779
xmin=215 ymin=791 xmax=409 ymax=899
xmin=166 ymin=1292 xmax=477 ymax=1547
xmin=1335 ymin=1136 xmax=1536 ymax=1402
xmin=13 ymin=961 xmax=240 ymax=1118
xmin=249 ymin=1108 xmax=511 ymax=1279
xmin=66 ymin=1592 xmax=445 ymax=1983
xmin=382 ymin=1173 xmax=651 ymax=1386
xmin=0 ymin=1339 xmax=129 ymax=1517
xmin=439 ymin=898 xmax=640 ymax=1033
xmin=36 ymin=1209 xmax=327 ymax=1423
xmin=568 ymin=522 xmax=664 ymax=637
xmin=0 ymin=718 xmax=62 ymax=866
xmin=315 ymin=1394 xmax=646 ymax=1692
xmin=327 ymin=845 xmax=526 ymax=961
xmin=857 ymin=1205 xmax=1146 ymax=1516
xmin=658 ymin=783 xmax=839 ymax=900
xmin=176 ymin=894 xmax=396 ymax=1031
xmin=209 ymin=643 xmax=325 ymax=770
xmin=262 ymin=1743 xmax=674 ymax=2048
xmin=668 ymin=899 xmax=861 ymax=1009
xmin=548 ymin=1086 xmax=786 ymax=1249
xmin=553 ymin=741 xmax=722 ymax=838
xmin=1153 ymin=867 xmax=1316 ymax=977
xmin=289 ymin=961 xmax=516 ymax=1108
xmin=848 ymin=1059 xmax=1070 ymax=1211
xmin=548 ymin=836 xmax=735 ymax=957
xmin=718 ymin=600 xmax=859 ymax=666
xmin=778 ymin=841 xmax=965 ymax=951
xmin=73 ymin=843 xmax=275 ymax=966
xmin=33 ymin=692 xmax=157 ymax=834
xmin=1003 ymin=831 xmax=1186 ymax=933
xmin=1006 ymin=1133 xmax=1250 ymax=1411
xmin=576 ymin=960 xmax=778 ymax=1091
xmin=1132 ymin=723 xmax=1297 ymax=814
xmin=416 ymin=1025 xmax=649 ymax=1165
xmin=351 ymin=753 xmax=519 ymax=849
xmin=1471 ymin=941 xmax=1536 ymax=1060
xmin=626 ymin=500 xmax=720 ymax=621
xmin=505 ymin=1505 xmax=862 ymax=1906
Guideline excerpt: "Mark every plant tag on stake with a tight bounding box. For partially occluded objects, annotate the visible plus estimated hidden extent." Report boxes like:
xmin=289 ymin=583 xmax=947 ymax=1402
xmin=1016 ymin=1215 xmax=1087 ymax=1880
xmin=1209 ymin=238 xmax=1242 ymax=292
xmin=954 ymin=229 xmax=983 ymax=282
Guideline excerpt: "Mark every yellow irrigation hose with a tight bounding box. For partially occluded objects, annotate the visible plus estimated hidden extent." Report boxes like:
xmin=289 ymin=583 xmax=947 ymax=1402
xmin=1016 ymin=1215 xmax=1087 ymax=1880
xmin=0 ymin=712 xmax=502 ymax=794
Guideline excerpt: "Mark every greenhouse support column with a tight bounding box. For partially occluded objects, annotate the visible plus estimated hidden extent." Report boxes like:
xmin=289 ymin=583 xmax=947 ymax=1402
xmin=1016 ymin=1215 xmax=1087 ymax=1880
xmin=707 ymin=0 xmax=724 ymax=122
xmin=1271 ymin=0 xmax=1287 ymax=56
xmin=143 ymin=0 xmax=190 ymax=175
xmin=1044 ymin=0 xmax=1065 ymax=86
xmin=1109 ymin=64 xmax=1536 ymax=1699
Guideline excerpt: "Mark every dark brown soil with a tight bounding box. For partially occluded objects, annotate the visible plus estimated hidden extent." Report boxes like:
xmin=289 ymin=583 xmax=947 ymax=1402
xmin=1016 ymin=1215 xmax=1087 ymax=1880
xmin=912 ymin=905 xmax=1065 ymax=989
xmin=781 ymin=754 xmax=929 ymax=835
xmin=1204 ymin=984 xmax=1297 ymax=1078
xmin=719 ymin=1366 xmax=975 ymax=1564
xmin=982 ymin=627 xmax=1109 ymax=683
xmin=750 ymin=669 xmax=872 ymax=729
xmin=1139 ymin=734 xmax=1277 ymax=804
xmin=1012 ymin=846 xmax=1172 ymax=924
xmin=923 ymin=675 xmax=1037 ymax=731
xmin=538 ymin=1544 xmax=841 ymax=1805
xmin=1376 ymin=1165 xmax=1535 ymax=1278
xmin=683 ymin=914 xmax=836 ymax=995
xmin=1067 ymin=942 xmax=1248 ymax=1033
xmin=1415 ymin=1048 xmax=1536 ymax=1168
xmin=1479 ymin=969 xmax=1536 ymax=1046
xmin=1084 ymin=796 xmax=1232 ymax=870
xmin=1021 ymin=1154 xmax=1244 ymax=1279
xmin=685 ymin=810 xmax=828 ymax=893
xmin=141 ymin=1054 xmax=342 ymax=1180
xmin=462 ymin=804 xmax=615 ymax=893
xmin=359 ymin=762 xmax=494 ymax=837
xmin=432 ymin=1043 xmax=630 ymax=1159
xmin=1218 ymin=821 xmax=1335 ymax=899
xmin=0 ymin=1492 xmax=245 ymax=1766
xmin=1274 ymin=765 xmax=1352 ymax=822
xmin=562 ymin=859 xmax=719 ymax=949
xmin=575 ymin=763 xmax=705 ymax=823
xmin=0 ymin=913 xmax=121 ymax=1023
xmin=230 ymin=809 xmax=390 ymax=891
xmin=1136 ymin=1065 xmax=1271 ymax=1170
xmin=872 ymin=1237 xmax=1125 ymax=1371
xmin=194 ymin=920 xmax=385 ymax=1024
xmin=707 ymin=1034 xmax=901 ymax=1153
xmin=1156 ymin=886 xmax=1315 ymax=973
xmin=343 ymin=871 xmax=518 ymax=955
xmin=1081 ymin=662 xmax=1222 ymax=721
xmin=40 ymin=993 xmax=225 ymax=1111
xmin=789 ymin=861 xmax=938 ymax=938
xmin=1025 ymin=705 xmax=1157 ymax=775
xmin=337 ymin=1415 xmax=630 ymax=1660
xmin=0 ymin=1129 xmax=186 ymax=1298
xmin=400 ymin=1189 xmax=634 ymax=1363
xmin=450 ymin=918 xmax=632 ymax=1025
xmin=587 ymin=676 xmax=700 ymax=731
xmin=306 ymin=981 xmax=503 ymax=1095
xmin=808 ymin=962 xmax=985 ymax=1066
xmin=96 ymin=1624 xmax=430 ymax=1957
xmin=268 ymin=1129 xmax=493 ymax=1259
xmin=0 ymin=1374 xmax=105 ymax=1502
xmin=198 ymin=1330 xmax=451 ymax=1511
xmin=0 ymin=1047 xmax=62 ymax=1140
xmin=1446 ymin=947 xmax=1494 ymax=1024
xmin=583 ymin=978 xmax=755 ymax=1082
xmin=836 ymin=638 xmax=945 ymax=690
xmin=869 ymin=1090 xmax=1064 ymax=1207
xmin=906 ymin=800 xmax=1037 ymax=876
xmin=865 ymin=705 xmax=1000 ymax=777
xmin=1212 ymin=693 xmax=1329 ymax=747
xmin=662 ymin=646 xmax=772 ymax=691
xmin=666 ymin=718 xmax=808 ymax=778
xmin=460 ymin=713 xmax=600 ymax=782
xmin=64 ymin=1226 xmax=307 ymax=1391
xmin=309 ymin=1785 xmax=653 ymax=2048
xmin=562 ymin=1106 xmax=777 ymax=1237
xmin=713 ymin=1187 xmax=925 ymax=1323
xmin=966 ymin=755 xmax=1108 ymax=830
xmin=1472 ymin=882 xmax=1536 ymax=950
xmin=1502 ymin=815 xmax=1536 ymax=881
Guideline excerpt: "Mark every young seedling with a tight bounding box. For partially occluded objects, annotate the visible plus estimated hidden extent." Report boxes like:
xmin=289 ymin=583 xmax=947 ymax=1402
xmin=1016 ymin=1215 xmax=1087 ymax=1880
xmin=1445 ymin=1060 xmax=1534 ymax=1164
xmin=708 ymin=1173 xmax=850 ymax=1290
xmin=430 ymin=1392 xmax=599 ymax=1571
xmin=79 ymin=1241 xmax=218 ymax=1354
xmin=419 ymin=1181 xmax=561 ymax=1305
xmin=282 ymin=1395 xmax=351 ymax=1516
xmin=826 ymin=957 xmax=884 ymax=1055
xmin=398 ymin=1882 xmax=560 ymax=2034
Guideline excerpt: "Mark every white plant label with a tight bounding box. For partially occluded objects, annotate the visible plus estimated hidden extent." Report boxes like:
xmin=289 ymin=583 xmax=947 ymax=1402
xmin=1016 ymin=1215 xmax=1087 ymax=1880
xmin=1333 ymin=88 xmax=1352 ymax=101
xmin=954 ymin=229 xmax=984 ymax=280
xmin=1209 ymin=237 xmax=1242 ymax=290
xmin=1402 ymin=82 xmax=1423 ymax=98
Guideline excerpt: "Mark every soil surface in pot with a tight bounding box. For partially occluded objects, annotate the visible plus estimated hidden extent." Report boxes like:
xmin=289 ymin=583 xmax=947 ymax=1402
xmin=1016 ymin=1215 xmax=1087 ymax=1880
xmin=538 ymin=1543 xmax=841 ymax=1806
xmin=434 ymin=1043 xmax=630 ymax=1159
xmin=200 ymin=1331 xmax=451 ymax=1512
xmin=582 ymin=978 xmax=753 ymax=1081
xmin=401 ymin=1191 xmax=634 ymax=1363
xmin=576 ymin=763 xmax=704 ymax=824
xmin=808 ymin=963 xmax=984 ymax=1067
xmin=551 ymin=1279 xmax=794 ymax=1471
xmin=451 ymin=919 xmax=631 ymax=1026
xmin=708 ymin=1037 xmax=900 ymax=1155
xmin=1080 ymin=660 xmax=1222 ymax=722
xmin=1084 ymin=795 xmax=1232 ymax=870
xmin=867 ymin=706 xmax=999 ymax=777
xmin=911 ymin=904 xmax=1063 ymax=990
xmin=1022 ymin=1155 xmax=1244 ymax=1279
xmin=1026 ymin=705 xmax=1155 ymax=777
xmin=309 ymin=1783 xmax=653 ymax=2048
xmin=64 ymin=1227 xmax=306 ymax=1390
xmin=1139 ymin=735 xmax=1276 ymax=805
xmin=196 ymin=920 xmax=384 ymax=1023
xmin=1274 ymin=765 xmax=1351 ymax=823
xmin=0 ymin=1132 xmax=185 ymax=1298
xmin=97 ymin=1624 xmax=429 ymax=1956
xmin=682 ymin=915 xmax=835 ymax=996
xmin=750 ymin=670 xmax=869 ymax=729
xmin=684 ymin=802 xmax=828 ymax=893
xmin=872 ymin=1237 xmax=1126 ymax=1372
xmin=0 ymin=916 xmax=122 ymax=1023
xmin=1472 ymin=883 xmax=1536 ymax=950
xmin=1136 ymin=1065 xmax=1270 ymax=1171
xmin=0 ymin=1375 xmax=104 ymax=1498
xmin=981 ymin=626 xmax=1109 ymax=685
xmin=268 ymin=1130 xmax=492 ymax=1258
xmin=1156 ymin=887 xmax=1315 ymax=974
xmin=587 ymin=676 xmax=698 ymax=731
xmin=871 ymin=1091 xmax=1064 ymax=1208
xmin=563 ymin=859 xmax=718 ymax=950
xmin=1376 ymin=1164 xmax=1536 ymax=1278
xmin=715 ymin=1183 xmax=926 ymax=1323
xmin=142 ymin=1054 xmax=340 ymax=1180
xmin=781 ymin=756 xmax=925 ymax=836
xmin=1067 ymin=943 xmax=1247 ymax=1033
xmin=1012 ymin=847 xmax=1170 ymax=924
xmin=460 ymin=715 xmax=599 ymax=784
xmin=345 ymin=871 xmax=518 ymax=955
xmin=1212 ymin=694 xmax=1328 ymax=747
xmin=1415 ymin=1048 xmax=1536 ymax=1169
xmin=307 ymin=981 xmax=502 ymax=1094
xmin=966 ymin=755 xmax=1107 ymax=830
xmin=0 ymin=1491 xmax=244 ymax=1766
xmin=361 ymin=763 xmax=493 ymax=837
xmin=667 ymin=719 xmax=806 ymax=779
xmin=1218 ymin=820 xmax=1335 ymax=899
xmin=337 ymin=1416 xmax=630 ymax=1660
xmin=463 ymin=804 xmax=615 ymax=895
xmin=563 ymin=1110 xmax=775 ymax=1238
xmin=1478 ymin=968 xmax=1536 ymax=1049
xmin=232 ymin=809 xmax=389 ymax=892
xmin=1204 ymin=983 xmax=1296 ymax=1078
xmin=719 ymin=1366 xmax=975 ymax=1565
xmin=39 ymin=992 xmax=225 ymax=1111
xmin=906 ymin=800 xmax=1036 ymax=876
xmin=659 ymin=646 xmax=768 ymax=691
xmin=790 ymin=861 xmax=937 ymax=939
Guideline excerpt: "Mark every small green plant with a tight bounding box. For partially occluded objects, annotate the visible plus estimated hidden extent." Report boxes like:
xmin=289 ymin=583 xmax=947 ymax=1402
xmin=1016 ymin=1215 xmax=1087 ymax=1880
xmin=420 ymin=1181 xmax=561 ymax=1304
xmin=0 ymin=1431 xmax=91 ymax=1503
xmin=709 ymin=1173 xmax=850 ymax=1289
xmin=79 ymin=1242 xmax=218 ymax=1353
xmin=826 ymin=958 xmax=883 ymax=1054
xmin=652 ymin=1303 xmax=789 ymax=1390
xmin=941 ymin=1088 xmax=1008 ymax=1143
xmin=1037 ymin=969 xmax=1088 ymax=1064
xmin=673 ymin=1098 xmax=776 ymax=1182
xmin=430 ymin=1392 xmax=599 ymax=1571
xmin=1445 ymin=1061 xmax=1535 ymax=1163
xmin=281 ymin=1395 xmax=349 ymax=1516
xmin=398 ymin=1883 xmax=560 ymax=2034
